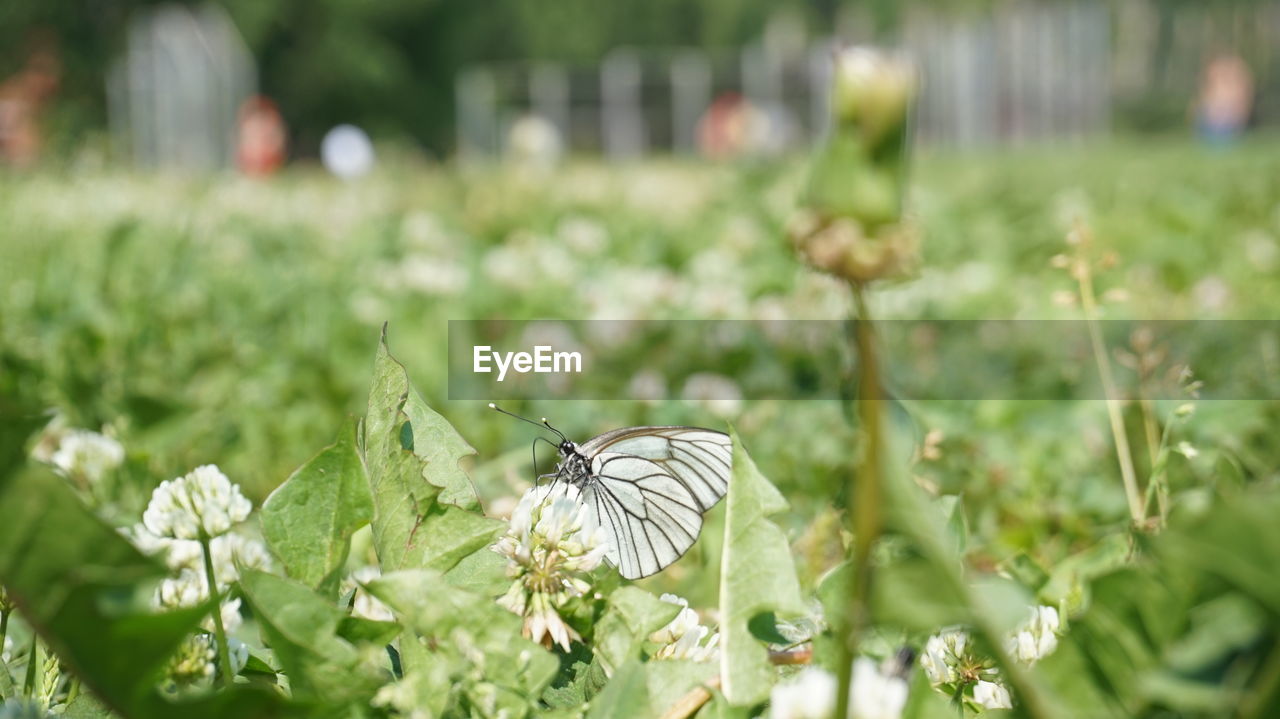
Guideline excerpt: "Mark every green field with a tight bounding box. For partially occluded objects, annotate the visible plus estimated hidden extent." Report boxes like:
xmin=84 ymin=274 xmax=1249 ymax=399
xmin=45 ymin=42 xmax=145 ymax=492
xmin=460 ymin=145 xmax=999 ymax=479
xmin=2 ymin=138 xmax=1279 ymax=718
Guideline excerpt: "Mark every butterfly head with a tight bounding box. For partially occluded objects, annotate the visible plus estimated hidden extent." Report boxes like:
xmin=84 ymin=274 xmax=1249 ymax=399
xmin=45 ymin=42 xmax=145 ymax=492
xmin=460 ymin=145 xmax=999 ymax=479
xmin=558 ymin=440 xmax=579 ymax=457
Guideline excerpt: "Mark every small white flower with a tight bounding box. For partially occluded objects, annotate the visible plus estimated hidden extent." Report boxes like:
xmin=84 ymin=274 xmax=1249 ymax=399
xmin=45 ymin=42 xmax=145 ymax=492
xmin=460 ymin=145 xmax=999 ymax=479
xmin=227 ymin=637 xmax=249 ymax=675
xmin=48 ymin=429 xmax=124 ymax=485
xmin=973 ymin=680 xmax=1012 ymax=710
xmin=850 ymin=657 xmax=908 ymax=719
xmin=493 ymin=483 xmax=607 ymax=651
xmin=1175 ymin=442 xmax=1199 ymax=459
xmin=770 ymin=667 xmax=836 ymax=719
xmin=1004 ymin=605 xmax=1060 ymax=665
xmin=649 ymin=594 xmax=719 ymax=662
xmin=143 ymin=465 xmax=251 ymax=540
xmin=920 ymin=629 xmax=968 ymax=686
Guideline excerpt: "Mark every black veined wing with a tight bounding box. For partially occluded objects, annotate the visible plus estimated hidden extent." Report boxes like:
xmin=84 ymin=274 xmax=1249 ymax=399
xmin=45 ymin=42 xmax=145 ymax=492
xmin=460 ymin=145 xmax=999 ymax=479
xmin=577 ymin=427 xmax=732 ymax=579
xmin=578 ymin=427 xmax=732 ymax=511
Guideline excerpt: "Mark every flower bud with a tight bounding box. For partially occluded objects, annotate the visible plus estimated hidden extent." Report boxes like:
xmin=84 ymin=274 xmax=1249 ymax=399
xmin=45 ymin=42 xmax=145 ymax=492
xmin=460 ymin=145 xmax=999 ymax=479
xmin=832 ymin=47 xmax=917 ymax=149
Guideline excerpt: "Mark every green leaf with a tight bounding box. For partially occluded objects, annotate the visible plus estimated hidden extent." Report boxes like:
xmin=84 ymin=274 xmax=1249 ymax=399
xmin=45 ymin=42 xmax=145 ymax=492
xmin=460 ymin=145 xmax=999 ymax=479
xmin=0 ymin=463 xmax=194 ymax=714
xmin=364 ymin=569 xmax=559 ymax=713
xmin=718 ymin=430 xmax=805 ymax=706
xmin=542 ymin=644 xmax=609 ymax=709
xmin=362 ymin=332 xmax=501 ymax=575
xmin=585 ymin=658 xmax=650 ymax=719
xmin=0 ymin=459 xmax=298 ymax=719
xmin=237 ymin=569 xmax=384 ymax=705
xmin=336 ymin=616 xmax=401 ymax=647
xmin=0 ymin=656 xmax=14 ymax=700
xmin=645 ymin=660 xmax=718 ymax=716
xmin=594 ymin=587 xmax=682 ymax=670
xmin=261 ymin=418 xmax=373 ymax=598
xmin=400 ymin=384 xmax=482 ymax=512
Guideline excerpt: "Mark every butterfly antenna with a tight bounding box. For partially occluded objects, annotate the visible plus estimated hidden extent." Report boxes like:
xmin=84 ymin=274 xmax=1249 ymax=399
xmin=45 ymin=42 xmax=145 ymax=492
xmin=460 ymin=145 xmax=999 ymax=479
xmin=489 ymin=403 xmax=566 ymax=441
xmin=540 ymin=417 xmax=567 ymax=443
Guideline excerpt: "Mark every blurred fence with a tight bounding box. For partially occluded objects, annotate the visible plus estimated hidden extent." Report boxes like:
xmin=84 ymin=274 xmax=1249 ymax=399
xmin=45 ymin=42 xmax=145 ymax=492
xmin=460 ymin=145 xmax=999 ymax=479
xmin=107 ymin=4 xmax=254 ymax=170
xmin=458 ymin=0 xmax=1280 ymax=159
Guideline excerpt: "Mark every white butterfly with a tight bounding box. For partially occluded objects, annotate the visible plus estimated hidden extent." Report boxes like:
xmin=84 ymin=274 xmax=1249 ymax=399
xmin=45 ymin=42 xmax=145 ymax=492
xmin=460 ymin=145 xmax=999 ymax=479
xmin=491 ymin=405 xmax=732 ymax=579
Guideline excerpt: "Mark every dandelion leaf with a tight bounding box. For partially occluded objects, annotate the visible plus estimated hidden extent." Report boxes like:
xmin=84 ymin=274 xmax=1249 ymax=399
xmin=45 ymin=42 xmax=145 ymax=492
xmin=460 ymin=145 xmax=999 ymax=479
xmin=362 ymin=331 xmax=501 ymax=574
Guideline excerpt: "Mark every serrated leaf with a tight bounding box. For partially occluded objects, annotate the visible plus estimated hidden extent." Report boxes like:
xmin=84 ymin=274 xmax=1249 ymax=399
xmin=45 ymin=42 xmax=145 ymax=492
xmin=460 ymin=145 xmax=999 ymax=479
xmin=594 ymin=587 xmax=682 ymax=670
xmin=261 ymin=418 xmax=372 ymax=598
xmin=718 ymin=430 xmax=805 ymax=706
xmin=362 ymin=332 xmax=501 ymax=575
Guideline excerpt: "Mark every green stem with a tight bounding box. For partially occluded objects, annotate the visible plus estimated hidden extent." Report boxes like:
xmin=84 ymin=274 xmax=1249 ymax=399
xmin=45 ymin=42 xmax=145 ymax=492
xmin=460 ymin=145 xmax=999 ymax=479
xmin=67 ymin=676 xmax=81 ymax=706
xmin=1075 ymin=238 xmax=1144 ymax=526
xmin=0 ymin=608 xmax=10 ymax=653
xmin=22 ymin=638 xmax=38 ymax=697
xmin=835 ymin=283 xmax=885 ymax=719
xmin=200 ymin=536 xmax=234 ymax=688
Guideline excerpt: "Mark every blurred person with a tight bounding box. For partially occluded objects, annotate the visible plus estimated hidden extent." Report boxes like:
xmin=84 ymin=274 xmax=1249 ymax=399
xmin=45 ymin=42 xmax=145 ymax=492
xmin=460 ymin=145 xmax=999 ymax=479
xmin=698 ymin=92 xmax=769 ymax=159
xmin=1194 ymin=52 xmax=1254 ymax=146
xmin=236 ymin=95 xmax=287 ymax=176
xmin=0 ymin=34 xmax=61 ymax=169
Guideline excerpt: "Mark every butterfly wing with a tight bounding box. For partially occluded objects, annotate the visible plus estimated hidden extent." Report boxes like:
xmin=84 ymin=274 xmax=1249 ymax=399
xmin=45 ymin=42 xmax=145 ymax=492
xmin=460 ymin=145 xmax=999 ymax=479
xmin=582 ymin=452 xmax=706 ymax=579
xmin=578 ymin=427 xmax=732 ymax=512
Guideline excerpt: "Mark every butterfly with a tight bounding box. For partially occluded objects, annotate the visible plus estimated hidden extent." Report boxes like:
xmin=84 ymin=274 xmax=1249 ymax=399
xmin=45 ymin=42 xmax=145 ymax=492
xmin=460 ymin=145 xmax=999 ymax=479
xmin=491 ymin=404 xmax=732 ymax=579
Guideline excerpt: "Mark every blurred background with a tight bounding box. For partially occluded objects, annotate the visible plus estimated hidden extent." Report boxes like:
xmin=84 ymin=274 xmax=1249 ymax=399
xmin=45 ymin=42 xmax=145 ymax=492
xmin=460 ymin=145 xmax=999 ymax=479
xmin=1 ymin=0 xmax=1277 ymax=167
xmin=3 ymin=0 xmax=1279 ymax=580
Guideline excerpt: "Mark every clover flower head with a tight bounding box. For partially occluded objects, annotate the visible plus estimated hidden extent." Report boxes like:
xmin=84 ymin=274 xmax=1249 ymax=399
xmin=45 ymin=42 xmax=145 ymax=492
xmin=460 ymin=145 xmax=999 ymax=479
xmin=49 ymin=428 xmax=124 ymax=486
xmin=143 ymin=465 xmax=251 ymax=540
xmin=649 ymin=593 xmax=720 ymax=662
xmin=493 ymin=483 xmax=607 ymax=651
xmin=920 ymin=629 xmax=969 ymax=686
xmin=1005 ymin=605 xmax=1061 ymax=665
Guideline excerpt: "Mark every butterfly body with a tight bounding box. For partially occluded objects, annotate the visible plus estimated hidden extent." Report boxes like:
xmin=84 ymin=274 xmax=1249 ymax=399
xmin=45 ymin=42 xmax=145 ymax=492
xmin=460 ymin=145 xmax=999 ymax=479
xmin=548 ymin=426 xmax=733 ymax=579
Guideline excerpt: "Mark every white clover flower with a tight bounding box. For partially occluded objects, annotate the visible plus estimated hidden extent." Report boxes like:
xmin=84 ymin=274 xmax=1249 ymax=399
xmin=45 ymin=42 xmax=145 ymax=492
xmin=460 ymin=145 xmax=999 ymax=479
xmin=649 ymin=594 xmax=719 ymax=662
xmin=143 ymin=465 xmax=251 ymax=540
xmin=920 ymin=629 xmax=968 ymax=686
xmin=493 ymin=483 xmax=607 ymax=651
xmin=850 ymin=657 xmax=909 ymax=719
xmin=973 ymin=680 xmax=1012 ymax=710
xmin=48 ymin=429 xmax=124 ymax=486
xmin=347 ymin=566 xmax=395 ymax=623
xmin=1004 ymin=605 xmax=1061 ymax=665
xmin=770 ymin=667 xmax=836 ymax=719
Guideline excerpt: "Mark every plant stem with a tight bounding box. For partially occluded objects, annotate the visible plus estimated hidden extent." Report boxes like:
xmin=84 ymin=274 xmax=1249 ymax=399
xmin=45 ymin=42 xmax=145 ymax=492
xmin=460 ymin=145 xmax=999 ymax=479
xmin=23 ymin=637 xmax=38 ymax=697
xmin=1074 ymin=228 xmax=1144 ymax=526
xmin=0 ymin=608 xmax=10 ymax=652
xmin=1139 ymin=398 xmax=1169 ymax=523
xmin=200 ymin=536 xmax=234 ymax=688
xmin=835 ymin=283 xmax=885 ymax=719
